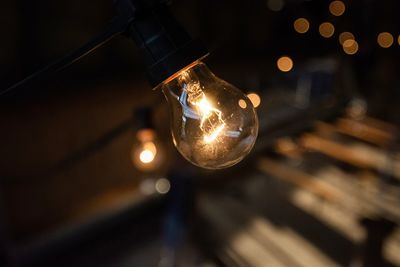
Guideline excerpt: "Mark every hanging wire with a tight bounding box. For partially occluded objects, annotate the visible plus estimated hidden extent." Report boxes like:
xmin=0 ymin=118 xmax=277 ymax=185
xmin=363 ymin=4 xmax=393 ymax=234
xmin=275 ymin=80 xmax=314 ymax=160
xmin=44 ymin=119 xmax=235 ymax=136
xmin=0 ymin=16 xmax=129 ymax=97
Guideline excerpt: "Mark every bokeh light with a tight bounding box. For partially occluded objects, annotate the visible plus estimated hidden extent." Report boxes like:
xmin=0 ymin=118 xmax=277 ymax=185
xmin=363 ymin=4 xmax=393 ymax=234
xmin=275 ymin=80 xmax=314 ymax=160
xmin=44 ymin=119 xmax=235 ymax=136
xmin=247 ymin=93 xmax=261 ymax=108
xmin=377 ymin=32 xmax=394 ymax=48
xmin=294 ymin=18 xmax=310 ymax=34
xmin=238 ymin=99 xmax=247 ymax=109
xmin=339 ymin=32 xmax=355 ymax=45
xmin=342 ymin=39 xmax=359 ymax=55
xmin=155 ymin=178 xmax=170 ymax=194
xmin=329 ymin=1 xmax=346 ymax=16
xmin=319 ymin=22 xmax=335 ymax=38
xmin=277 ymin=56 xmax=294 ymax=72
xmin=267 ymin=0 xmax=284 ymax=12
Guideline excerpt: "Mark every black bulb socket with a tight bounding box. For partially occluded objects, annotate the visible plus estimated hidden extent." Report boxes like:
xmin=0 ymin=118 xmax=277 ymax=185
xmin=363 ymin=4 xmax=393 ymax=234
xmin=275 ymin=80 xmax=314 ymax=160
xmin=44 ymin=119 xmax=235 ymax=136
xmin=115 ymin=0 xmax=209 ymax=87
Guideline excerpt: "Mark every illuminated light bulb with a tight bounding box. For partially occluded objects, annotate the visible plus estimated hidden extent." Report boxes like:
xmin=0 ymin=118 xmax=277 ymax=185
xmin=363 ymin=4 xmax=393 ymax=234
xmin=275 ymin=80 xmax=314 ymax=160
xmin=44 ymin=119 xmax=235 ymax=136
xmin=339 ymin=32 xmax=355 ymax=45
xmin=329 ymin=1 xmax=345 ymax=16
xmin=132 ymin=128 xmax=164 ymax=172
xmin=342 ymin=39 xmax=359 ymax=55
xmin=247 ymin=93 xmax=261 ymax=108
xmin=319 ymin=22 xmax=335 ymax=38
xmin=277 ymin=56 xmax=294 ymax=72
xmin=294 ymin=18 xmax=310 ymax=34
xmin=377 ymin=32 xmax=393 ymax=48
xmin=161 ymin=62 xmax=258 ymax=169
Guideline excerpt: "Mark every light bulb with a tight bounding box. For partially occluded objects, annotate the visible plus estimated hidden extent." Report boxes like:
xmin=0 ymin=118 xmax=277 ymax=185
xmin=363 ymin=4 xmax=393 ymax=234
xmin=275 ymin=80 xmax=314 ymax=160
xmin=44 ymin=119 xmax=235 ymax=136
xmin=132 ymin=129 xmax=164 ymax=172
xmin=161 ymin=61 xmax=258 ymax=169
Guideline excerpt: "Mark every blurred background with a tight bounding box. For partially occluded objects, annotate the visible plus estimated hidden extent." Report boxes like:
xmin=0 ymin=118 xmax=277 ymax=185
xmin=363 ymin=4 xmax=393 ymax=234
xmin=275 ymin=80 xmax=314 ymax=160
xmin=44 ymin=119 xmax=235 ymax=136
xmin=1 ymin=0 xmax=400 ymax=266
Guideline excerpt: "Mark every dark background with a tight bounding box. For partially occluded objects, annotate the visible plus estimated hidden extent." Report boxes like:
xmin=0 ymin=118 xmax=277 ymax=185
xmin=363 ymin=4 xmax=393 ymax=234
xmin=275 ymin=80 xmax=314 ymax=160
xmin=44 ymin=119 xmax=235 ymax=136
xmin=0 ymin=0 xmax=400 ymax=266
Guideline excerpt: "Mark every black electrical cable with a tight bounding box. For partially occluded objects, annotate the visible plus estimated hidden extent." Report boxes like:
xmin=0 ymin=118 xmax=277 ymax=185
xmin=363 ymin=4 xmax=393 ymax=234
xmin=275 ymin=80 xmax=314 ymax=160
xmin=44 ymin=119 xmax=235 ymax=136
xmin=1 ymin=118 xmax=133 ymax=183
xmin=1 ymin=97 xmax=164 ymax=184
xmin=0 ymin=16 xmax=130 ymax=97
xmin=2 ymin=0 xmax=208 ymax=96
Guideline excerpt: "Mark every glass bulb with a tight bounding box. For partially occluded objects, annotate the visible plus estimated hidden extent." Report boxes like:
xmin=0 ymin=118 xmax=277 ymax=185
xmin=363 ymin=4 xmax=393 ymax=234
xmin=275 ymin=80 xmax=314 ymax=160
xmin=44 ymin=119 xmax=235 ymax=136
xmin=161 ymin=61 xmax=258 ymax=169
xmin=131 ymin=129 xmax=164 ymax=172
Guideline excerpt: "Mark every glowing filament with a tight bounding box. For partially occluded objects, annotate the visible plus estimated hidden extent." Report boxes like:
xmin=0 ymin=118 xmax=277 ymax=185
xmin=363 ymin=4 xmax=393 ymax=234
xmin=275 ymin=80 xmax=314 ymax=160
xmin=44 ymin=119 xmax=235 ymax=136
xmin=194 ymin=95 xmax=226 ymax=144
xmin=204 ymin=124 xmax=225 ymax=143
xmin=180 ymin=71 xmax=227 ymax=144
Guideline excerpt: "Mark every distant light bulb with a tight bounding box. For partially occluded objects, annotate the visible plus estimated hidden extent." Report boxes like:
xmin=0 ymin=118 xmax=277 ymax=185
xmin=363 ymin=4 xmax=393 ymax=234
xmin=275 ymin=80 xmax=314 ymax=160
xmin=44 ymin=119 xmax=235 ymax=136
xmin=161 ymin=62 xmax=258 ymax=169
xmin=132 ymin=129 xmax=163 ymax=172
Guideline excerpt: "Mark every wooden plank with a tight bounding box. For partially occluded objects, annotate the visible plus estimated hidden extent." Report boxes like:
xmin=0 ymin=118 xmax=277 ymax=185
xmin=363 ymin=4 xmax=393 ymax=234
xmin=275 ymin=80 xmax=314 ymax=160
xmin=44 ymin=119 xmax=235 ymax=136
xmin=299 ymin=133 xmax=400 ymax=181
xmin=335 ymin=117 xmax=395 ymax=146
xmin=199 ymin=196 xmax=339 ymax=267
xmin=257 ymin=158 xmax=339 ymax=201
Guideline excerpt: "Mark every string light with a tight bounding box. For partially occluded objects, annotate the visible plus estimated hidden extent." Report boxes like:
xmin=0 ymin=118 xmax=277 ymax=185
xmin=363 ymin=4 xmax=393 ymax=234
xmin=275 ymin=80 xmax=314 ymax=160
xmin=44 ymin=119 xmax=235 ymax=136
xmin=294 ymin=18 xmax=310 ymax=34
xmin=319 ymin=22 xmax=335 ymax=38
xmin=132 ymin=128 xmax=164 ymax=172
xmin=277 ymin=56 xmax=294 ymax=72
xmin=163 ymin=63 xmax=258 ymax=169
xmin=342 ymin=39 xmax=359 ymax=55
xmin=247 ymin=93 xmax=261 ymax=108
xmin=339 ymin=32 xmax=355 ymax=45
xmin=329 ymin=1 xmax=346 ymax=16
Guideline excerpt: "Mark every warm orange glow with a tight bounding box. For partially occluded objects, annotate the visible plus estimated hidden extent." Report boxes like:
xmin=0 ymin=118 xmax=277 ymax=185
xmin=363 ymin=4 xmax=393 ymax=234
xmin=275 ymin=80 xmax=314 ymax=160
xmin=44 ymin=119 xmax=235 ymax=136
xmin=294 ymin=18 xmax=310 ymax=34
xmin=339 ymin=32 xmax=354 ymax=45
xmin=136 ymin=129 xmax=155 ymax=142
xmin=247 ymin=93 xmax=261 ymax=108
xmin=319 ymin=22 xmax=335 ymax=38
xmin=377 ymin=32 xmax=394 ymax=48
xmin=139 ymin=150 xmax=155 ymax=163
xmin=194 ymin=95 xmax=226 ymax=144
xmin=329 ymin=1 xmax=345 ymax=16
xmin=342 ymin=39 xmax=359 ymax=55
xmin=203 ymin=124 xmax=225 ymax=144
xmin=132 ymin=128 xmax=163 ymax=171
xmin=277 ymin=56 xmax=293 ymax=72
xmin=274 ymin=137 xmax=300 ymax=158
xmin=238 ymin=99 xmax=247 ymax=109
xmin=398 ymin=35 xmax=400 ymax=45
xmin=139 ymin=141 xmax=157 ymax=163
